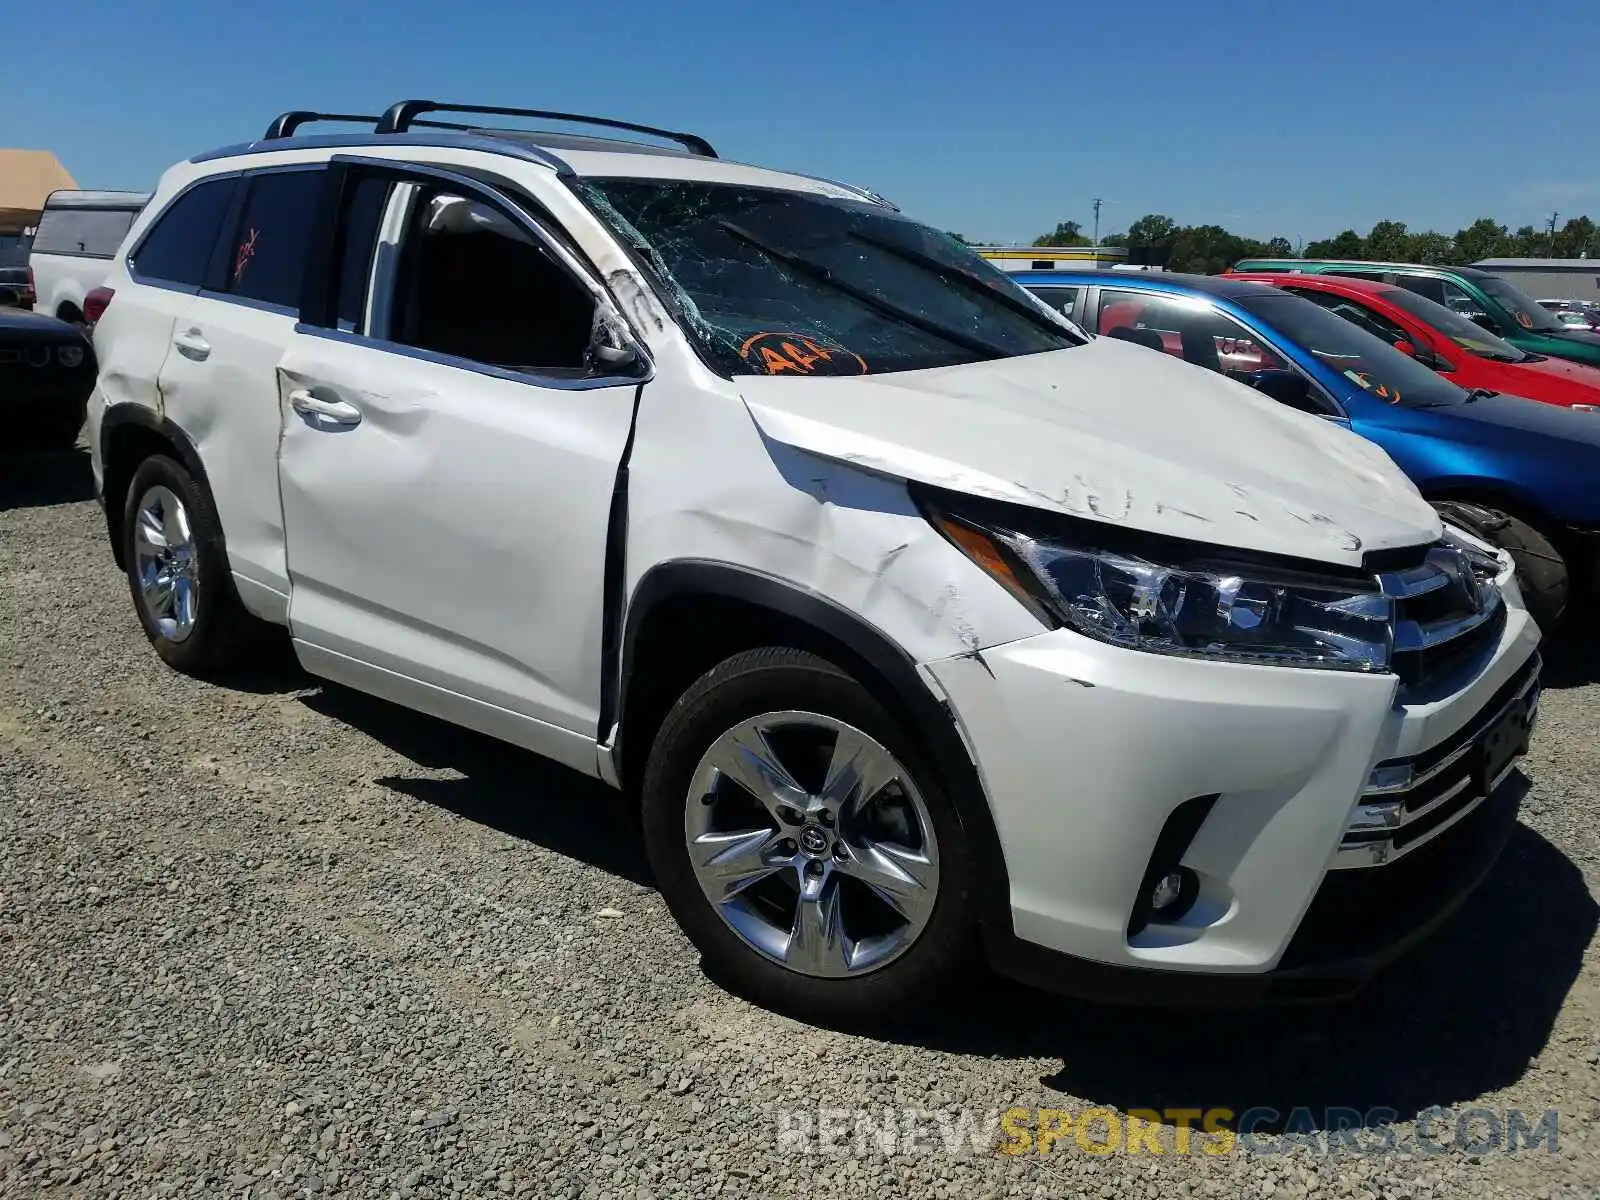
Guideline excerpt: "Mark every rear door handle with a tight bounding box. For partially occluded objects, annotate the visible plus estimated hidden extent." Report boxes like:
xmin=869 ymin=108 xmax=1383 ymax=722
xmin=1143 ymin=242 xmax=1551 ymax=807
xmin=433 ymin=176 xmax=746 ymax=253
xmin=172 ymin=329 xmax=210 ymax=361
xmin=289 ymin=388 xmax=363 ymax=426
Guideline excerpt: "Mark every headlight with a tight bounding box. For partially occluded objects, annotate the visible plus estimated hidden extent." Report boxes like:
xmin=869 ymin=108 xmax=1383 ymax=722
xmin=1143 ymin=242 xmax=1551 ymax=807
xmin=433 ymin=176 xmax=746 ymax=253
xmin=927 ymin=501 xmax=1394 ymax=672
xmin=57 ymin=344 xmax=85 ymax=369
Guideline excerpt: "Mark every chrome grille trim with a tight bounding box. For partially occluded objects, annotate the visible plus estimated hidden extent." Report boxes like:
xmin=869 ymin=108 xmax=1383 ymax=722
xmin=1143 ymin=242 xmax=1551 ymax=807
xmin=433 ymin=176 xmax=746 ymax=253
xmin=1333 ymin=656 xmax=1540 ymax=869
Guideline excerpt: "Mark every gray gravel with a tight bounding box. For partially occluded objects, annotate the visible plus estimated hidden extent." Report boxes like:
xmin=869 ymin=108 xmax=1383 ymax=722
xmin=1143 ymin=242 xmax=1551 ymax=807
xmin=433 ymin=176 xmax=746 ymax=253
xmin=3 ymin=445 xmax=1600 ymax=1199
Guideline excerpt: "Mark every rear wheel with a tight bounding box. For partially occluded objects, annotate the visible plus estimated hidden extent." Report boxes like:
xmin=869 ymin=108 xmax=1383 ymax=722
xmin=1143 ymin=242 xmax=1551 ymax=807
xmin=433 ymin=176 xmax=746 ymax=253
xmin=641 ymin=647 xmax=976 ymax=1024
xmin=121 ymin=455 xmax=265 ymax=675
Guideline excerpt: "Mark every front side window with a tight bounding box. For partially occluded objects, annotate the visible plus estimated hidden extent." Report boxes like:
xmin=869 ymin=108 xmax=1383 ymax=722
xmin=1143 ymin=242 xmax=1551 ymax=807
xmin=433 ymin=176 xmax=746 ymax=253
xmin=227 ymin=169 xmax=325 ymax=309
xmin=1286 ymin=289 xmax=1412 ymax=348
xmin=578 ymin=179 xmax=1080 ymax=377
xmin=389 ymin=191 xmax=596 ymax=374
xmin=129 ymin=177 xmax=238 ymax=288
xmin=1096 ymin=289 xmax=1286 ymax=375
xmin=1475 ymin=274 xmax=1565 ymax=332
xmin=32 ymin=206 xmax=140 ymax=258
xmin=1381 ymin=285 xmax=1527 ymax=362
xmin=334 ymin=177 xmax=392 ymax=331
xmin=1234 ymin=292 xmax=1467 ymax=409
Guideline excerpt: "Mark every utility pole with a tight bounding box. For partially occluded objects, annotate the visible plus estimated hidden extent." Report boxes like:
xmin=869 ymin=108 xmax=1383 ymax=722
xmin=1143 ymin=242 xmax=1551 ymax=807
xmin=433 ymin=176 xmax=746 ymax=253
xmin=1092 ymin=198 xmax=1103 ymax=247
xmin=1549 ymin=211 xmax=1559 ymax=256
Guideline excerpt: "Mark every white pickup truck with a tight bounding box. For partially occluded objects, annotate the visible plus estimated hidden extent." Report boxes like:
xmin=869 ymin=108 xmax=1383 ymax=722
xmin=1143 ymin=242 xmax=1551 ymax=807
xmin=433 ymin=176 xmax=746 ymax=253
xmin=28 ymin=189 xmax=149 ymax=323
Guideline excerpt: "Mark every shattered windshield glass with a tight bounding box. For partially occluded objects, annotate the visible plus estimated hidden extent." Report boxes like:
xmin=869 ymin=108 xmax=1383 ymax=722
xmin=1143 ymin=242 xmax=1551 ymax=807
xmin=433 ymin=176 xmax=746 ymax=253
xmin=577 ymin=178 xmax=1083 ymax=377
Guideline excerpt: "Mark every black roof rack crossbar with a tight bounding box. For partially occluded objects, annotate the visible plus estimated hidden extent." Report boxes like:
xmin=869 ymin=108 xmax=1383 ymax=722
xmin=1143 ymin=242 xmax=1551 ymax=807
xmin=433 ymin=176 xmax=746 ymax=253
xmin=375 ymin=100 xmax=717 ymax=157
xmin=264 ymin=111 xmax=384 ymax=140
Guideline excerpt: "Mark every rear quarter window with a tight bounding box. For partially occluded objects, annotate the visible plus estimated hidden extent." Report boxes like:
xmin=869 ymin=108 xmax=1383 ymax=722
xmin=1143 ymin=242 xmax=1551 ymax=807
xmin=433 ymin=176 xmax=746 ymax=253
xmin=129 ymin=177 xmax=240 ymax=288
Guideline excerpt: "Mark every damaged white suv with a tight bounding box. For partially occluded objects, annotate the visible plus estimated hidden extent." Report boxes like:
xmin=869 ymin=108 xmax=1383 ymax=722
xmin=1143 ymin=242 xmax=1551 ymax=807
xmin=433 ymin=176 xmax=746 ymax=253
xmin=87 ymin=102 xmax=1541 ymax=1020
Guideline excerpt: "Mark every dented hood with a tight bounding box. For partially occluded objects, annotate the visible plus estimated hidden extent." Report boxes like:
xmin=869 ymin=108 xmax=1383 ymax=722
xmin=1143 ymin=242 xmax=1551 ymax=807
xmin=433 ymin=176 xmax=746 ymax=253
xmin=739 ymin=337 xmax=1441 ymax=567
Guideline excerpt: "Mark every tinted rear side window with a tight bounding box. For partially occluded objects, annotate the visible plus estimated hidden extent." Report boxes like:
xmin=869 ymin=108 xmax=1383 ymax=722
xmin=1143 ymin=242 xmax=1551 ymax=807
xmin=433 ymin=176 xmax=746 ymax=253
xmin=1395 ymin=275 xmax=1446 ymax=305
xmin=33 ymin=207 xmax=140 ymax=258
xmin=227 ymin=168 xmax=325 ymax=309
xmin=131 ymin=178 xmax=239 ymax=288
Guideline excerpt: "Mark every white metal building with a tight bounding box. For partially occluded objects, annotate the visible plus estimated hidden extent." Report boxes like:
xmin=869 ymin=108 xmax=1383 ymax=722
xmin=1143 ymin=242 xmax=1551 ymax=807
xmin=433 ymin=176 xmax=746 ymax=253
xmin=1472 ymin=258 xmax=1600 ymax=304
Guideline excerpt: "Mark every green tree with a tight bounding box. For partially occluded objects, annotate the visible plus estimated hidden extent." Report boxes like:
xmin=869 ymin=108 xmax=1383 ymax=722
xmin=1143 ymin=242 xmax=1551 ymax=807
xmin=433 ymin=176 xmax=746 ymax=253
xmin=1453 ymin=218 xmax=1508 ymax=264
xmin=1125 ymin=214 xmax=1178 ymax=248
xmin=1508 ymin=225 xmax=1545 ymax=256
xmin=1033 ymin=220 xmax=1090 ymax=247
xmin=1554 ymin=216 xmax=1597 ymax=258
xmin=1166 ymin=225 xmax=1260 ymax=274
xmin=1303 ymin=229 xmax=1366 ymax=259
xmin=1365 ymin=220 xmax=1411 ymax=261
xmin=1265 ymin=236 xmax=1294 ymax=257
xmin=1405 ymin=231 xmax=1459 ymax=265
xmin=946 ymin=231 xmax=970 ymax=245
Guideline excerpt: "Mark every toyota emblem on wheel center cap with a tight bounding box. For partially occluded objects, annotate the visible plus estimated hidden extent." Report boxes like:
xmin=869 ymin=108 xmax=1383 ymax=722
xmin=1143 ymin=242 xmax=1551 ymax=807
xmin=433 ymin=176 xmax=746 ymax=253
xmin=798 ymin=824 xmax=830 ymax=856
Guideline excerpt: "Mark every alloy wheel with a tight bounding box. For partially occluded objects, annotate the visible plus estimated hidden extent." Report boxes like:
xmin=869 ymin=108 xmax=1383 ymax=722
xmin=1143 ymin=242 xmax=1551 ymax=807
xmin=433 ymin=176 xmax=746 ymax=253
xmin=683 ymin=711 xmax=940 ymax=978
xmin=132 ymin=485 xmax=200 ymax=643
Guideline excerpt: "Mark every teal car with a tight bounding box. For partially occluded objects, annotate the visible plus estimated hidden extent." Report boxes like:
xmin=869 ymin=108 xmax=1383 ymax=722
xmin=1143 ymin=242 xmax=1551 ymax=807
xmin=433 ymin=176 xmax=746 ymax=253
xmin=1231 ymin=259 xmax=1600 ymax=368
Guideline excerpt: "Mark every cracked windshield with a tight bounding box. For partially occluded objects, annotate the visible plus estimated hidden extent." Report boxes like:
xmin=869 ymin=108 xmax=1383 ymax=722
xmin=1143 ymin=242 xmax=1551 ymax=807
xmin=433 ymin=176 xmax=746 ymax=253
xmin=580 ymin=179 xmax=1082 ymax=377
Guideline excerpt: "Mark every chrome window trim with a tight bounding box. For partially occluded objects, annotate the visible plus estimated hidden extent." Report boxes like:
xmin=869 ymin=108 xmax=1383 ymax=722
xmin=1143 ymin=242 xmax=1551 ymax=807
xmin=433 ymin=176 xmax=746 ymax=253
xmin=292 ymin=324 xmax=649 ymax=392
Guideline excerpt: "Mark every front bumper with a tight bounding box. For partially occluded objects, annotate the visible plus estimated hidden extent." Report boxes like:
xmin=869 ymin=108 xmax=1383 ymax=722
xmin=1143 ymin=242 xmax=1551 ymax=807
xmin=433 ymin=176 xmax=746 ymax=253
xmin=924 ymin=587 xmax=1541 ymax=1003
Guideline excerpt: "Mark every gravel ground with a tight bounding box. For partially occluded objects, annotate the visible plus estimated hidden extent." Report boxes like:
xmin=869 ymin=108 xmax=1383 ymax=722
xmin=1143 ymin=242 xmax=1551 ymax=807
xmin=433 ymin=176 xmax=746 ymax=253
xmin=2 ymin=444 xmax=1599 ymax=1200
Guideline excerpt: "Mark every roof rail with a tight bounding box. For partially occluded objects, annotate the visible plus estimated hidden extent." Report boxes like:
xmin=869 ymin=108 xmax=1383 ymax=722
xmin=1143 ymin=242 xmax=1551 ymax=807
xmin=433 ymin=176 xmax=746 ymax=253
xmin=375 ymin=100 xmax=717 ymax=157
xmin=263 ymin=111 xmax=385 ymax=139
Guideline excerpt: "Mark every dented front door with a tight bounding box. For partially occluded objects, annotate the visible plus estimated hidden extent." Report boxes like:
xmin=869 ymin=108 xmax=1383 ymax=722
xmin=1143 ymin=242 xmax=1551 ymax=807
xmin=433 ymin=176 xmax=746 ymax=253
xmin=275 ymin=331 xmax=637 ymax=746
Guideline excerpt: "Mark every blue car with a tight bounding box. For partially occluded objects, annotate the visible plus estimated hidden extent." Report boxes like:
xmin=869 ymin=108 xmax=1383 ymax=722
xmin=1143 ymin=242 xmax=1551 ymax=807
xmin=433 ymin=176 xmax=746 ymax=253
xmin=1019 ymin=271 xmax=1600 ymax=631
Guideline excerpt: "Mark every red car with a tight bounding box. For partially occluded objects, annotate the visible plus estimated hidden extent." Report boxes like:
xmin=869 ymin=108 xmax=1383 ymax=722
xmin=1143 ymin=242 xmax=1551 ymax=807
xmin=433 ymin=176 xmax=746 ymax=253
xmin=1225 ymin=272 xmax=1600 ymax=411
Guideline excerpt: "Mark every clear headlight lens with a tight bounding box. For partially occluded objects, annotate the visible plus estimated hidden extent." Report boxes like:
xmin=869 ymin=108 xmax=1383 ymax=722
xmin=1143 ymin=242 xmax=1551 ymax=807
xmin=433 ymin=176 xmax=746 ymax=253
xmin=57 ymin=344 xmax=84 ymax=369
xmin=930 ymin=509 xmax=1394 ymax=672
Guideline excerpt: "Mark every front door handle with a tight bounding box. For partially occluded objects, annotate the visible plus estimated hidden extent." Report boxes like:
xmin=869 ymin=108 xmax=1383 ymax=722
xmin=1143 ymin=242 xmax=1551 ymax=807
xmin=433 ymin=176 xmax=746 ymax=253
xmin=172 ymin=328 xmax=210 ymax=361
xmin=289 ymin=389 xmax=363 ymax=426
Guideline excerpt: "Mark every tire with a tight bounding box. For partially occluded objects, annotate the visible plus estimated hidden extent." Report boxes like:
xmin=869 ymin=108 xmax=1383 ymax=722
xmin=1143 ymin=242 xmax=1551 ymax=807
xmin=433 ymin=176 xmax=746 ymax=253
xmin=120 ymin=454 xmax=264 ymax=675
xmin=1460 ymin=508 xmax=1568 ymax=635
xmin=640 ymin=646 xmax=977 ymax=1025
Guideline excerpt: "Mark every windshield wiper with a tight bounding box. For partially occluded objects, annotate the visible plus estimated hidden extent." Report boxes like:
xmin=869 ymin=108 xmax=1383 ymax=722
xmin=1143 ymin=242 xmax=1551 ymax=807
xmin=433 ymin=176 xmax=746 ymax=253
xmin=1463 ymin=388 xmax=1499 ymax=403
xmin=845 ymin=230 xmax=1084 ymax=342
xmin=717 ymin=221 xmax=1010 ymax=359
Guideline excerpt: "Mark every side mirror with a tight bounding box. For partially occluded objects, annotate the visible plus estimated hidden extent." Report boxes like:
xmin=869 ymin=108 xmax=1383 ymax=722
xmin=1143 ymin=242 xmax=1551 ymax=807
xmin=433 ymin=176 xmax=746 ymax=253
xmin=1395 ymin=340 xmax=1446 ymax=370
xmin=587 ymin=311 xmax=645 ymax=376
xmin=0 ymin=285 xmax=19 ymax=308
xmin=1470 ymin=313 xmax=1498 ymax=332
xmin=1244 ymin=368 xmax=1313 ymax=408
xmin=590 ymin=341 xmax=638 ymax=370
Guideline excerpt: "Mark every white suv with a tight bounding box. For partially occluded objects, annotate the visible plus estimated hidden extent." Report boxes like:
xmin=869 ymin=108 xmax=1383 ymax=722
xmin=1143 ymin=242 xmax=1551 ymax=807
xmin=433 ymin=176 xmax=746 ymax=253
xmin=87 ymin=102 xmax=1541 ymax=1021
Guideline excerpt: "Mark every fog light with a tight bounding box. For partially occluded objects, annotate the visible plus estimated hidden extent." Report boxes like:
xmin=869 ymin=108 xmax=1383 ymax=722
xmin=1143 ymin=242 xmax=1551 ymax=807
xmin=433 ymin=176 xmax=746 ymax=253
xmin=1150 ymin=872 xmax=1185 ymax=911
xmin=1146 ymin=867 xmax=1199 ymax=924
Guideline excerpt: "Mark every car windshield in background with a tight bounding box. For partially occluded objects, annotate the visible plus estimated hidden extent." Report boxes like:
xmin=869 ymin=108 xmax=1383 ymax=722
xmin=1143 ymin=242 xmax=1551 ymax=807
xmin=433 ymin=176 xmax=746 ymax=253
xmin=1235 ymin=292 xmax=1466 ymax=408
xmin=1380 ymin=286 xmax=1528 ymax=362
xmin=577 ymin=179 xmax=1081 ymax=377
xmin=1476 ymin=275 xmax=1565 ymax=332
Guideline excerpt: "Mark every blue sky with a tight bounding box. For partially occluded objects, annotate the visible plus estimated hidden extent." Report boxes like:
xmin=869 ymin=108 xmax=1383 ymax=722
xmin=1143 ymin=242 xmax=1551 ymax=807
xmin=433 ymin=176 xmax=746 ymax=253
xmin=5 ymin=0 xmax=1597 ymax=245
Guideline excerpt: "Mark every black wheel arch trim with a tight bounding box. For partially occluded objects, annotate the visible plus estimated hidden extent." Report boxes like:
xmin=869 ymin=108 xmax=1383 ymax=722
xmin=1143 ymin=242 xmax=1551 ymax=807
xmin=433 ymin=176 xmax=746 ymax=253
xmin=98 ymin=406 xmax=219 ymax=567
xmin=615 ymin=558 xmax=1015 ymax=939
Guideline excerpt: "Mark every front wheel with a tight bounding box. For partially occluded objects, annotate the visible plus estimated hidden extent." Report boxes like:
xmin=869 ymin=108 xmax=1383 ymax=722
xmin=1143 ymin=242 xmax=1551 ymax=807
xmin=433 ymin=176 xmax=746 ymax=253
xmin=640 ymin=647 xmax=976 ymax=1024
